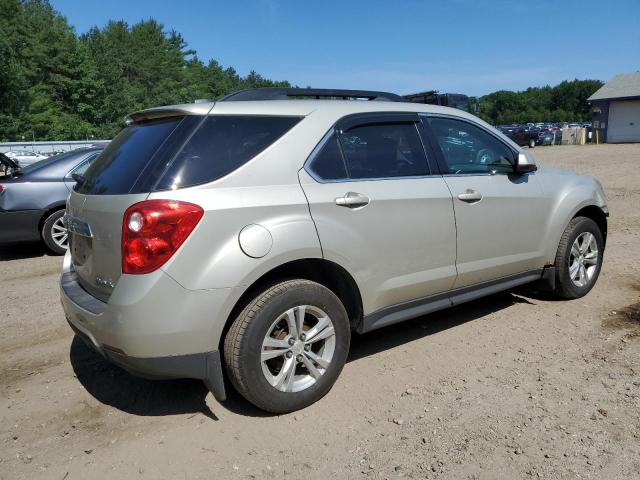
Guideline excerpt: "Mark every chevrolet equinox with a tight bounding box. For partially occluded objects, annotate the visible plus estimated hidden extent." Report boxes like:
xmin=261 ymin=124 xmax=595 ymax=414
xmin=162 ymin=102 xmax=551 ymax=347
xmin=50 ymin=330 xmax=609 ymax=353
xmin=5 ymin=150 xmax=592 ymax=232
xmin=61 ymin=88 xmax=608 ymax=413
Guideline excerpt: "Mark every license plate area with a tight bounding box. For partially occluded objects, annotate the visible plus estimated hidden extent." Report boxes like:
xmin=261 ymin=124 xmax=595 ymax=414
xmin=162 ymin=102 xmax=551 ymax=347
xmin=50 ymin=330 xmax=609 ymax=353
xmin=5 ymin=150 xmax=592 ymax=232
xmin=70 ymin=233 xmax=91 ymax=267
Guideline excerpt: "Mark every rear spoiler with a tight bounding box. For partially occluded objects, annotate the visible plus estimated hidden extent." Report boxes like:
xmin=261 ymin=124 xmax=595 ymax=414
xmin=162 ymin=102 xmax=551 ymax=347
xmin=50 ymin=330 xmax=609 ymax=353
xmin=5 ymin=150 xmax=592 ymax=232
xmin=125 ymin=103 xmax=214 ymax=125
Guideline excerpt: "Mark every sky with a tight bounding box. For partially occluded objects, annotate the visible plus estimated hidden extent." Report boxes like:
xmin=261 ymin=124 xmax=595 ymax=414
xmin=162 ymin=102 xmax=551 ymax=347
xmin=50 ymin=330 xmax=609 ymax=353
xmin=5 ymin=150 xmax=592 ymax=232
xmin=52 ymin=0 xmax=640 ymax=96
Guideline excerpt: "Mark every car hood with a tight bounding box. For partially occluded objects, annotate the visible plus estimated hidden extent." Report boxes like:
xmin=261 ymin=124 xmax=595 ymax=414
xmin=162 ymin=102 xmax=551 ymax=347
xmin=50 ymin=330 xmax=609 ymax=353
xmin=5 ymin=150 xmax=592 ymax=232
xmin=535 ymin=164 xmax=576 ymax=176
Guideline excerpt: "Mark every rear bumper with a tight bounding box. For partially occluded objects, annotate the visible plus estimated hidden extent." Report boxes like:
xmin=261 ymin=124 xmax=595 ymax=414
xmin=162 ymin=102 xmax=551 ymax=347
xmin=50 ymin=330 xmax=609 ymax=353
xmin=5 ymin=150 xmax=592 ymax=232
xmin=59 ymin=252 xmax=236 ymax=400
xmin=0 ymin=209 xmax=42 ymax=243
xmin=67 ymin=317 xmax=226 ymax=399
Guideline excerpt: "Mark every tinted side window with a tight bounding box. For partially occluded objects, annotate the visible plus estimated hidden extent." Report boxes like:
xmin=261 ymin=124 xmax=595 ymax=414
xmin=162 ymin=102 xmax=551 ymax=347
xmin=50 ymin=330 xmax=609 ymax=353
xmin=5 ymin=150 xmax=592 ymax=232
xmin=156 ymin=115 xmax=301 ymax=190
xmin=71 ymin=153 xmax=100 ymax=176
xmin=308 ymin=134 xmax=347 ymax=181
xmin=426 ymin=117 xmax=515 ymax=174
xmin=77 ymin=117 xmax=183 ymax=194
xmin=338 ymin=123 xmax=428 ymax=179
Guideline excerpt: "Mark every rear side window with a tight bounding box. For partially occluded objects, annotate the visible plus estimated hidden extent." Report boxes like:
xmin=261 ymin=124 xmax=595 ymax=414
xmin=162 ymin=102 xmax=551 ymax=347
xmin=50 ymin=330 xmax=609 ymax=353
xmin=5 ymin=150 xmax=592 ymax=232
xmin=307 ymin=134 xmax=348 ymax=181
xmin=155 ymin=115 xmax=301 ymax=190
xmin=340 ymin=123 xmax=428 ymax=179
xmin=76 ymin=115 xmax=300 ymax=195
xmin=308 ymin=122 xmax=429 ymax=181
xmin=70 ymin=153 xmax=100 ymax=177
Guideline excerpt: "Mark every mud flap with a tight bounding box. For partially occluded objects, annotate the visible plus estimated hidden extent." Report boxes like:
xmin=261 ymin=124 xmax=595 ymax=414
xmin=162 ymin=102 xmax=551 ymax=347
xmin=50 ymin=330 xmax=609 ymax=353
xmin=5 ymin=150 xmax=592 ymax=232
xmin=534 ymin=266 xmax=556 ymax=292
xmin=204 ymin=351 xmax=227 ymax=402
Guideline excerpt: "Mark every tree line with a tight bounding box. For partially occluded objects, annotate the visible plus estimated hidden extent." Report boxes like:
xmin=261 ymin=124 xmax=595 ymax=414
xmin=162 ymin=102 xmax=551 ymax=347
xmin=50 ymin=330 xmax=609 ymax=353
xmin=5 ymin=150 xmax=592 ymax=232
xmin=475 ymin=79 xmax=604 ymax=125
xmin=0 ymin=0 xmax=290 ymax=141
xmin=0 ymin=0 xmax=604 ymax=141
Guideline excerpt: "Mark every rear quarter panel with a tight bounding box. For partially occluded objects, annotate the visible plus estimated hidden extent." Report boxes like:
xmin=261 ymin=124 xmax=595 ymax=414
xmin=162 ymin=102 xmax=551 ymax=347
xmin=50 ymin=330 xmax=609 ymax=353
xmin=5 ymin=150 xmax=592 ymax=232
xmin=151 ymin=184 xmax=322 ymax=291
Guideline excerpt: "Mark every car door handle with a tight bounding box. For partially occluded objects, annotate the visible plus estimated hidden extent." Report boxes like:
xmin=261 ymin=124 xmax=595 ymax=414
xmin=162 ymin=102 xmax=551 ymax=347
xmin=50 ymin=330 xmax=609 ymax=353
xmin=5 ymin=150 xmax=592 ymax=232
xmin=335 ymin=192 xmax=370 ymax=208
xmin=457 ymin=189 xmax=483 ymax=203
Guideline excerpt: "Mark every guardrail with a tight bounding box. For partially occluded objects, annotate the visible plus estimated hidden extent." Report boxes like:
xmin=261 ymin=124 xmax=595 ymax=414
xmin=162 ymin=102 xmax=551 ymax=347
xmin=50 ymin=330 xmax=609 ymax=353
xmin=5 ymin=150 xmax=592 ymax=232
xmin=0 ymin=140 xmax=110 ymax=155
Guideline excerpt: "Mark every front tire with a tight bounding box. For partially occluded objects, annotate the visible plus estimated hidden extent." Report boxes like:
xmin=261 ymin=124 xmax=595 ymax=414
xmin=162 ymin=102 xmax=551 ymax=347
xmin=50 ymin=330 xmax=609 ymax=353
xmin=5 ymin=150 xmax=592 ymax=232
xmin=553 ymin=216 xmax=603 ymax=299
xmin=42 ymin=210 xmax=68 ymax=255
xmin=223 ymin=280 xmax=350 ymax=413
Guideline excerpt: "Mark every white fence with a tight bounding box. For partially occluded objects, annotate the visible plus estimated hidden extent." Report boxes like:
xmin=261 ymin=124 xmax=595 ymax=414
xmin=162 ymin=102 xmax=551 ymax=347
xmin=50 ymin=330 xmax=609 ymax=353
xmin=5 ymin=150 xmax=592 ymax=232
xmin=0 ymin=140 xmax=109 ymax=155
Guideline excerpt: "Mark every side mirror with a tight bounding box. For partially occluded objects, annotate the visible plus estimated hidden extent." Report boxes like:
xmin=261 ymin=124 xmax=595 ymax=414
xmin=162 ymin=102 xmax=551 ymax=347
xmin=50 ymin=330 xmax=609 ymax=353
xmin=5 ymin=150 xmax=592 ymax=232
xmin=514 ymin=152 xmax=537 ymax=174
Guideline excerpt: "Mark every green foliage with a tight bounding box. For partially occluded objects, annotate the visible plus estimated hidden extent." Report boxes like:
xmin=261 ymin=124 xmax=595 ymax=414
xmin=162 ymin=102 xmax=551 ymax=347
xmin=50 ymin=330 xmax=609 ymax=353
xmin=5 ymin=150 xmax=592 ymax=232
xmin=478 ymin=79 xmax=604 ymax=125
xmin=0 ymin=0 xmax=289 ymax=140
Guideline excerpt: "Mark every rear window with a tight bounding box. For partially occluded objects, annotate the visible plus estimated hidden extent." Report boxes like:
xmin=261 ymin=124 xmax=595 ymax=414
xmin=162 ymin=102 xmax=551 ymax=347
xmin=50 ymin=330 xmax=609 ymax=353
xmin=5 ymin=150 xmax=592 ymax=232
xmin=76 ymin=117 xmax=183 ymax=195
xmin=76 ymin=115 xmax=301 ymax=195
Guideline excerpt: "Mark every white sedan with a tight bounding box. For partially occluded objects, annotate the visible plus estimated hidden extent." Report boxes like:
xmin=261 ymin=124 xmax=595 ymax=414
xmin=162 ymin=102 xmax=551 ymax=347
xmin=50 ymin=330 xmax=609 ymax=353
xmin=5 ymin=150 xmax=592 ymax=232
xmin=5 ymin=150 xmax=48 ymax=167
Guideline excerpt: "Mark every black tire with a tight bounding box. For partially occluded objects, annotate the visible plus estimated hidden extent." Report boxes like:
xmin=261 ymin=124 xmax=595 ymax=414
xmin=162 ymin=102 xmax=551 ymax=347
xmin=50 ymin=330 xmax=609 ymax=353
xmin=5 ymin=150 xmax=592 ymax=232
xmin=223 ymin=280 xmax=350 ymax=413
xmin=528 ymin=138 xmax=536 ymax=148
xmin=42 ymin=210 xmax=68 ymax=255
xmin=553 ymin=216 xmax=604 ymax=299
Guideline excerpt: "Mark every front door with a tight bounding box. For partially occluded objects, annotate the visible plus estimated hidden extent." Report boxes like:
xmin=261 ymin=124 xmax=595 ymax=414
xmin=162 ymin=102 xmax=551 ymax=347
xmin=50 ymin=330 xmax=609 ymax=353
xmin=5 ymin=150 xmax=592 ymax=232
xmin=421 ymin=115 xmax=548 ymax=288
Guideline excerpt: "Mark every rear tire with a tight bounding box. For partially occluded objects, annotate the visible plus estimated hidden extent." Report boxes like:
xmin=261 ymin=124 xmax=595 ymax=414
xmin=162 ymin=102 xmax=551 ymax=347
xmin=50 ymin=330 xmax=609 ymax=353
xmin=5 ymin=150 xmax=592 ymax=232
xmin=42 ymin=210 xmax=68 ymax=255
xmin=223 ymin=280 xmax=350 ymax=413
xmin=553 ymin=216 xmax=603 ymax=299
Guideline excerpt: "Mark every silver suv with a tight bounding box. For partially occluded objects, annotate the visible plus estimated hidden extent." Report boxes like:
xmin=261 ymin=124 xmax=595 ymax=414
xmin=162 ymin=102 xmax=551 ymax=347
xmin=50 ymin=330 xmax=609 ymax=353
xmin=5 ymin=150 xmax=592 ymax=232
xmin=61 ymin=88 xmax=608 ymax=413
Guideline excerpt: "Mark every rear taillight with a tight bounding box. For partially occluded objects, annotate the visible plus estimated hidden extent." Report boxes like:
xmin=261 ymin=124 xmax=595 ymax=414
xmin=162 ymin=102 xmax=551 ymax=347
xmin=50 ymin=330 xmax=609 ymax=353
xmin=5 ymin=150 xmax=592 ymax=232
xmin=122 ymin=200 xmax=204 ymax=275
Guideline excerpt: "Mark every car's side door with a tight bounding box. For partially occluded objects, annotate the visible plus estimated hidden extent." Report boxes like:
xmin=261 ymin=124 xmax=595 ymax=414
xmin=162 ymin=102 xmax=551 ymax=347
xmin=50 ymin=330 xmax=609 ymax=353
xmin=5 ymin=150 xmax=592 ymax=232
xmin=298 ymin=113 xmax=457 ymax=321
xmin=421 ymin=114 xmax=548 ymax=288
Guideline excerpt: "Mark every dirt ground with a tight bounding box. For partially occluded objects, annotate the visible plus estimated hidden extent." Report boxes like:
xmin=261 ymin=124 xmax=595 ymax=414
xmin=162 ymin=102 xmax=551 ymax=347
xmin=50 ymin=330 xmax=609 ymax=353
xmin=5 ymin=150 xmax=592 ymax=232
xmin=1 ymin=144 xmax=639 ymax=480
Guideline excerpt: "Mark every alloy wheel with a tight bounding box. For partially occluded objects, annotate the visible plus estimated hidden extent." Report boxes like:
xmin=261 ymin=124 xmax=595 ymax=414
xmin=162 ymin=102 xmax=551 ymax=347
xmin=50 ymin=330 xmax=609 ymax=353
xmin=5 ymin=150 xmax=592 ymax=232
xmin=568 ymin=232 xmax=598 ymax=288
xmin=261 ymin=305 xmax=336 ymax=393
xmin=51 ymin=216 xmax=69 ymax=249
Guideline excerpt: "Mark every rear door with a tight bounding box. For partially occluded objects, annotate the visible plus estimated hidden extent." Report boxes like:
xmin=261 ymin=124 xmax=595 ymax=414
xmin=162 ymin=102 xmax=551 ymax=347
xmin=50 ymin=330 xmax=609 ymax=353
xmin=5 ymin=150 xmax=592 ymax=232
xmin=421 ymin=114 xmax=548 ymax=288
xmin=299 ymin=113 xmax=457 ymax=316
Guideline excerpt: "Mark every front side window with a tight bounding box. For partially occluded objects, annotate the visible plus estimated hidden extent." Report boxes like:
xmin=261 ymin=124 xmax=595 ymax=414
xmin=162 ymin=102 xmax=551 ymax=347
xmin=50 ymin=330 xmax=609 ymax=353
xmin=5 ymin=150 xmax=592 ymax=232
xmin=426 ymin=117 xmax=515 ymax=174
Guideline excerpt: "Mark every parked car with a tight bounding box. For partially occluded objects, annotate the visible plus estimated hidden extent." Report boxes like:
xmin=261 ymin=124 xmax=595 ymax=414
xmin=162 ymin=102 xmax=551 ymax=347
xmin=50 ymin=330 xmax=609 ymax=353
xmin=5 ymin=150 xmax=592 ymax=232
xmin=0 ymin=147 xmax=103 ymax=254
xmin=0 ymin=152 xmax=20 ymax=179
xmin=498 ymin=125 xmax=538 ymax=148
xmin=538 ymin=130 xmax=563 ymax=146
xmin=5 ymin=150 xmax=48 ymax=166
xmin=60 ymin=88 xmax=608 ymax=413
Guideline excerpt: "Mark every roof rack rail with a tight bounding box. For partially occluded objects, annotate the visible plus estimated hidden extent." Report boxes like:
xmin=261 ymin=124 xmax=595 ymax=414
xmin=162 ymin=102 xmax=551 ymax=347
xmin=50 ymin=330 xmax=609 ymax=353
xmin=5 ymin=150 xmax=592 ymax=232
xmin=218 ymin=87 xmax=402 ymax=102
xmin=401 ymin=90 xmax=440 ymax=103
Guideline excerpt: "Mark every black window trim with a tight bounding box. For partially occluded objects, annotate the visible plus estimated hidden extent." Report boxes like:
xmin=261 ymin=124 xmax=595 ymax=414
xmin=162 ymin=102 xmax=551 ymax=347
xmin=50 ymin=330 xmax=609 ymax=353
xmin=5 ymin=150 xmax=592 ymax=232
xmin=304 ymin=112 xmax=439 ymax=184
xmin=419 ymin=113 xmax=521 ymax=177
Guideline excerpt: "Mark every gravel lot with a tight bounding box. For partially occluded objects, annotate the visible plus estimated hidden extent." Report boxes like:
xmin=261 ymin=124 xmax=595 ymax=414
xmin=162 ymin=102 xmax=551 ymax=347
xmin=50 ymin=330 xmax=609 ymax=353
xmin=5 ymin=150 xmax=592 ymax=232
xmin=1 ymin=144 xmax=639 ymax=480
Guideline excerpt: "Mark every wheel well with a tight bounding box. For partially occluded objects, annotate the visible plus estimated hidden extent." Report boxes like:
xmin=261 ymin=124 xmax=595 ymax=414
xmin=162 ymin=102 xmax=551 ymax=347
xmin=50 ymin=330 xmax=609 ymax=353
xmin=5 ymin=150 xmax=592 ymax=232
xmin=219 ymin=259 xmax=363 ymax=351
xmin=38 ymin=204 xmax=65 ymax=235
xmin=574 ymin=205 xmax=607 ymax=246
